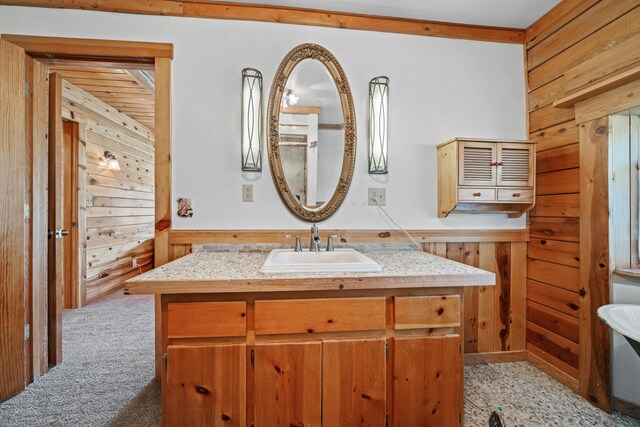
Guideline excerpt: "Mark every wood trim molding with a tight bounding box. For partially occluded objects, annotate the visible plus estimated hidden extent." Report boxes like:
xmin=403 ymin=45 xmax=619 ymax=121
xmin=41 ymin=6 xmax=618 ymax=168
xmin=527 ymin=348 xmax=579 ymax=392
xmin=579 ymin=117 xmax=611 ymax=412
xmin=1 ymin=34 xmax=173 ymax=59
xmin=614 ymin=397 xmax=640 ymax=420
xmin=0 ymin=1 xmax=526 ymax=44
xmin=154 ymin=58 xmax=171 ymax=268
xmin=464 ymin=350 xmax=527 ymax=365
xmin=169 ymin=229 xmax=530 ymax=245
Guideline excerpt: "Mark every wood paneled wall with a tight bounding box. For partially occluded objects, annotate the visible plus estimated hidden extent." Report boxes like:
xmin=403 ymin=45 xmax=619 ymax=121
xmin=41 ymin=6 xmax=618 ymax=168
xmin=168 ymin=230 xmax=528 ymax=358
xmin=61 ymin=80 xmax=155 ymax=305
xmin=525 ymin=0 xmax=639 ymax=408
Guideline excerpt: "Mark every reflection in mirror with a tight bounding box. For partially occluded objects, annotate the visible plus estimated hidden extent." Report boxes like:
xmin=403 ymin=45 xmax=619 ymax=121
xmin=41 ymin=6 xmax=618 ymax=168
xmin=268 ymin=44 xmax=356 ymax=223
xmin=278 ymin=59 xmax=344 ymax=209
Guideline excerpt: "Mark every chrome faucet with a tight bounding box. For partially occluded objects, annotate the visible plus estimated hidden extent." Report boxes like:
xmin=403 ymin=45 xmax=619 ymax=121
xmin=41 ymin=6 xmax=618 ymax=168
xmin=286 ymin=234 xmax=302 ymax=252
xmin=310 ymin=224 xmax=321 ymax=252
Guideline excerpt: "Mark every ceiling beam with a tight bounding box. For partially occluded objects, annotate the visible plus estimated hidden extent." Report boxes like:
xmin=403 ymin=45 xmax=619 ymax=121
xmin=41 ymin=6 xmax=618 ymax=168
xmin=0 ymin=1 xmax=526 ymax=44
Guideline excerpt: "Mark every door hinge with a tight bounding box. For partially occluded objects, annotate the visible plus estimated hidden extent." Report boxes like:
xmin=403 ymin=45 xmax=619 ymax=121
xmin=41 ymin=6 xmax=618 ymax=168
xmin=163 ymin=352 xmax=168 ymax=371
xmin=24 ymin=203 xmax=30 ymax=219
xmin=250 ymin=348 xmax=255 ymax=367
xmin=385 ymin=341 xmax=389 ymax=360
xmin=250 ymin=423 xmax=254 ymax=427
xmin=24 ymin=324 xmax=30 ymax=341
xmin=25 ymin=81 xmax=30 ymax=99
xmin=385 ymin=413 xmax=389 ymax=427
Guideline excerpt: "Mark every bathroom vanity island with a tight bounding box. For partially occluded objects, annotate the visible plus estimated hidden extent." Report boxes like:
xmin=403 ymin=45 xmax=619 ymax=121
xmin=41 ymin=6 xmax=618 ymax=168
xmin=125 ymin=250 xmax=495 ymax=427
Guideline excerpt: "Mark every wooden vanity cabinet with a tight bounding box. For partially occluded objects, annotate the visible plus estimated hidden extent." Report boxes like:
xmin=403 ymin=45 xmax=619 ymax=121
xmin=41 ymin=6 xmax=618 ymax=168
xmin=438 ymin=137 xmax=536 ymax=218
xmin=161 ymin=292 xmax=463 ymax=427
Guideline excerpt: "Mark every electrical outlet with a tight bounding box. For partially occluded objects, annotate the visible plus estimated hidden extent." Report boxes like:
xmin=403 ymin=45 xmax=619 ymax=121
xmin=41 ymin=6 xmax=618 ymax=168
xmin=132 ymin=258 xmax=138 ymax=268
xmin=368 ymin=188 xmax=386 ymax=206
xmin=242 ymin=184 xmax=254 ymax=202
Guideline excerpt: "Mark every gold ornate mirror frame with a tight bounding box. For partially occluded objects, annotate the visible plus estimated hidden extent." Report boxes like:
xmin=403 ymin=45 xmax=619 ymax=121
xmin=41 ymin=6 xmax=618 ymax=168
xmin=267 ymin=43 xmax=356 ymax=222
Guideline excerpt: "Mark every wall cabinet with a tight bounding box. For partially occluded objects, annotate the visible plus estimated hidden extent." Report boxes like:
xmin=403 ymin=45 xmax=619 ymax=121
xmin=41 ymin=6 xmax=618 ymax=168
xmin=438 ymin=138 xmax=536 ymax=218
xmin=162 ymin=293 xmax=463 ymax=426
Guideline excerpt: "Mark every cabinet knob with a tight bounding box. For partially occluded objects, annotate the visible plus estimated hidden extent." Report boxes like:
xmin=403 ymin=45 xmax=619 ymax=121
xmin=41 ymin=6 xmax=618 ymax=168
xmin=473 ymin=192 xmax=481 ymax=197
xmin=512 ymin=193 xmax=521 ymax=198
xmin=489 ymin=162 xmax=504 ymax=166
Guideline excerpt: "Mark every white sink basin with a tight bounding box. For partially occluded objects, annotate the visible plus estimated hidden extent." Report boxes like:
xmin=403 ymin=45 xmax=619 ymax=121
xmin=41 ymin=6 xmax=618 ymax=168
xmin=260 ymin=248 xmax=382 ymax=274
xmin=598 ymin=304 xmax=640 ymax=357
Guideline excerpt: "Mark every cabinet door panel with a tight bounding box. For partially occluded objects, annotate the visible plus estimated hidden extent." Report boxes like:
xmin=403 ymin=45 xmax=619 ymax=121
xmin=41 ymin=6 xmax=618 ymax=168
xmin=322 ymin=339 xmax=386 ymax=427
xmin=458 ymin=141 xmax=497 ymax=186
xmin=393 ymin=335 xmax=461 ymax=427
xmin=498 ymin=143 xmax=534 ymax=187
xmin=167 ymin=344 xmax=246 ymax=427
xmin=254 ymin=341 xmax=322 ymax=427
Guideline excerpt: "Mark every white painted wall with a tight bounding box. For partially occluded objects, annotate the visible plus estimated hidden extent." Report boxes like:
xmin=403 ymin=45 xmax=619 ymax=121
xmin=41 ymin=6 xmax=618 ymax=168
xmin=0 ymin=6 xmax=527 ymax=230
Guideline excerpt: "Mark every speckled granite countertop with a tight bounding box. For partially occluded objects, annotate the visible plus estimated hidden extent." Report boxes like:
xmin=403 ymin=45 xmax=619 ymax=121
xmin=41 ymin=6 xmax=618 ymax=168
xmin=124 ymin=250 xmax=495 ymax=294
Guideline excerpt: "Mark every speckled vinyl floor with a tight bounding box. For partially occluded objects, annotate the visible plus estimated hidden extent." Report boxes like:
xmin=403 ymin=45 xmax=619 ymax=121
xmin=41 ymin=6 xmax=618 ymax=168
xmin=464 ymin=362 xmax=640 ymax=426
xmin=0 ymin=291 xmax=638 ymax=426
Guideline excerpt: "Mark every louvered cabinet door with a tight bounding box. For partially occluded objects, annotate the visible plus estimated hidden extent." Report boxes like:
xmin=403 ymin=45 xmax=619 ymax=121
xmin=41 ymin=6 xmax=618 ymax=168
xmin=458 ymin=141 xmax=497 ymax=186
xmin=497 ymin=143 xmax=534 ymax=187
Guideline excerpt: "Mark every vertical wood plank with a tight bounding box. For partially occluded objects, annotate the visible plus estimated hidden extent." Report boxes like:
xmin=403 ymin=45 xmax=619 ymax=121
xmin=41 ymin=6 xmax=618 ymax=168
xmin=154 ymin=57 xmax=171 ymax=268
xmin=30 ymin=58 xmax=49 ymax=379
xmin=254 ymin=341 xmax=322 ymax=427
xmin=462 ymin=243 xmax=480 ymax=353
xmin=0 ymin=39 xmax=26 ymax=401
xmin=154 ymin=57 xmax=171 ymax=378
xmin=495 ymin=242 xmax=511 ymax=351
xmin=478 ymin=243 xmax=496 ymax=353
xmin=322 ymin=339 xmax=386 ymax=426
xmin=166 ymin=344 xmax=246 ymax=427
xmin=393 ymin=336 xmax=461 ymax=427
xmin=578 ymin=117 xmax=611 ymax=412
xmin=77 ymin=125 xmax=87 ymax=307
xmin=48 ymin=72 xmax=63 ymax=366
xmin=510 ymin=242 xmax=527 ymax=351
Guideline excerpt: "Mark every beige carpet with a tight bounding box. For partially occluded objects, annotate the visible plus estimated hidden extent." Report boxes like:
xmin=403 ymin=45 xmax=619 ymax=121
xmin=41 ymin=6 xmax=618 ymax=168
xmin=0 ymin=292 xmax=638 ymax=426
xmin=0 ymin=292 xmax=160 ymax=426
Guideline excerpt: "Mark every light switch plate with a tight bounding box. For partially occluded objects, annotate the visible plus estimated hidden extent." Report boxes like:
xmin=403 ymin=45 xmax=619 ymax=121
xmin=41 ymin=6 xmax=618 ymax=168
xmin=242 ymin=184 xmax=254 ymax=202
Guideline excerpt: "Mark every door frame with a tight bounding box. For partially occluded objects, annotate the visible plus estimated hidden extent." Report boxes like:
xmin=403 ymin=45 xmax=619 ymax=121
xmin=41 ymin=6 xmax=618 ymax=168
xmin=1 ymin=33 xmax=173 ymax=386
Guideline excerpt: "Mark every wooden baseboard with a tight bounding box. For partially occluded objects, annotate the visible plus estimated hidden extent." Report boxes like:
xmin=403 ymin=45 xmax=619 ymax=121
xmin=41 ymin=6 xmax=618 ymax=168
xmin=526 ymin=349 xmax=579 ymax=392
xmin=464 ymin=350 xmax=527 ymax=365
xmin=614 ymin=397 xmax=640 ymax=420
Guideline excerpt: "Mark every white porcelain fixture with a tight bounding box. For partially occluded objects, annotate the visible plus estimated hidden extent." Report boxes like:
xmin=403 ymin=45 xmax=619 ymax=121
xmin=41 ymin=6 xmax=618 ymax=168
xmin=260 ymin=248 xmax=382 ymax=274
xmin=598 ymin=304 xmax=640 ymax=357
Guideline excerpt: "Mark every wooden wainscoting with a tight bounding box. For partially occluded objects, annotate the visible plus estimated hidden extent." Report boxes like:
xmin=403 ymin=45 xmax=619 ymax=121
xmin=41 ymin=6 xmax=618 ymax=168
xmin=524 ymin=0 xmax=640 ymax=410
xmin=168 ymin=229 xmax=529 ymax=359
xmin=61 ymin=80 xmax=155 ymax=306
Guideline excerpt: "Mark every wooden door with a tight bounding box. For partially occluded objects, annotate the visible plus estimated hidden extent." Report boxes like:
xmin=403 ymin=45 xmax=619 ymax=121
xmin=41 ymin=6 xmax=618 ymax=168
xmin=497 ymin=143 xmax=534 ymax=187
xmin=0 ymin=39 xmax=27 ymax=402
xmin=392 ymin=335 xmax=462 ymax=427
xmin=322 ymin=338 xmax=386 ymax=427
xmin=62 ymin=120 xmax=79 ymax=309
xmin=166 ymin=344 xmax=246 ymax=427
xmin=458 ymin=141 xmax=497 ymax=186
xmin=254 ymin=341 xmax=322 ymax=427
xmin=47 ymin=73 xmax=64 ymax=366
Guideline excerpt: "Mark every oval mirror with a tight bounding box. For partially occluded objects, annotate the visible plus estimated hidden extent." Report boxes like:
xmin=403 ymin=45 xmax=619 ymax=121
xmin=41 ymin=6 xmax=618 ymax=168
xmin=267 ymin=44 xmax=356 ymax=222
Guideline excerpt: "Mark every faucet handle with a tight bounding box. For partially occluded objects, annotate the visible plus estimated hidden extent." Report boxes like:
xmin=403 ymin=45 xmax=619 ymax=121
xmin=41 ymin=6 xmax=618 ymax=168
xmin=286 ymin=234 xmax=302 ymax=252
xmin=326 ymin=235 xmax=338 ymax=252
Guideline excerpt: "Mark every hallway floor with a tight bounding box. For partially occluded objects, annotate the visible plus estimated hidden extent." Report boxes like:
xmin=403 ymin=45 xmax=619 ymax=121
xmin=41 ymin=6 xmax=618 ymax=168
xmin=0 ymin=292 xmax=637 ymax=426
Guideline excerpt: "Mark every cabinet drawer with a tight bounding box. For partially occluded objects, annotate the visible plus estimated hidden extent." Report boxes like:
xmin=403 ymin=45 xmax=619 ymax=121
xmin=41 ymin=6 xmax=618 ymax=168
xmin=167 ymin=301 xmax=247 ymax=338
xmin=458 ymin=188 xmax=496 ymax=202
xmin=497 ymin=188 xmax=534 ymax=203
xmin=255 ymin=298 xmax=386 ymax=335
xmin=394 ymin=296 xmax=461 ymax=329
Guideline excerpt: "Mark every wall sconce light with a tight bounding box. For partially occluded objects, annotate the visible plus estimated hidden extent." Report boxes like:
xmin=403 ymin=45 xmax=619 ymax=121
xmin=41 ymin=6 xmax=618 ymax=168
xmin=368 ymin=76 xmax=389 ymax=174
xmin=282 ymin=88 xmax=299 ymax=108
xmin=104 ymin=151 xmax=120 ymax=171
xmin=241 ymin=68 xmax=264 ymax=172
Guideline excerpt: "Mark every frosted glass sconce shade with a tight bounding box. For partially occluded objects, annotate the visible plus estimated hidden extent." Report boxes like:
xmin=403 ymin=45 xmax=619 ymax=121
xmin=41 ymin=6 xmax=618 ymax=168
xmin=368 ymin=76 xmax=389 ymax=174
xmin=104 ymin=151 xmax=120 ymax=171
xmin=241 ymin=68 xmax=264 ymax=171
